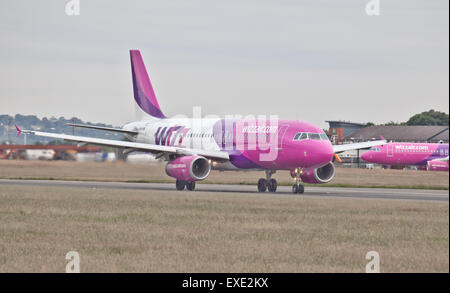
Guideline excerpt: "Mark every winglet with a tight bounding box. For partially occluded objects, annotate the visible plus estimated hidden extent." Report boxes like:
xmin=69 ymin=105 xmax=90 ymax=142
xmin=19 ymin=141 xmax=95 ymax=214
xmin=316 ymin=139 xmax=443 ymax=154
xmin=379 ymin=135 xmax=385 ymax=140
xmin=15 ymin=125 xmax=22 ymax=137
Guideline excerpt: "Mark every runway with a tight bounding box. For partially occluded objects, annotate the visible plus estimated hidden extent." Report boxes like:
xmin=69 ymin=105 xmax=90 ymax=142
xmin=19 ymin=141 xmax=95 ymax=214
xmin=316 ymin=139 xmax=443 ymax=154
xmin=0 ymin=179 xmax=448 ymax=202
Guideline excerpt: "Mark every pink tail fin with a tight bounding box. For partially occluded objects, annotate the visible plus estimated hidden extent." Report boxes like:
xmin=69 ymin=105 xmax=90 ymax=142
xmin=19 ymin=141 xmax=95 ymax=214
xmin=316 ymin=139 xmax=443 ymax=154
xmin=130 ymin=50 xmax=166 ymax=119
xmin=15 ymin=125 xmax=22 ymax=137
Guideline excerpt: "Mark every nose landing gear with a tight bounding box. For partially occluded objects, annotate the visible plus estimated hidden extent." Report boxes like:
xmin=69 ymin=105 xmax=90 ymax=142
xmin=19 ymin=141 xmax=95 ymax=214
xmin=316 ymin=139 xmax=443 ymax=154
xmin=291 ymin=168 xmax=305 ymax=194
xmin=292 ymin=183 xmax=304 ymax=194
xmin=257 ymin=170 xmax=277 ymax=192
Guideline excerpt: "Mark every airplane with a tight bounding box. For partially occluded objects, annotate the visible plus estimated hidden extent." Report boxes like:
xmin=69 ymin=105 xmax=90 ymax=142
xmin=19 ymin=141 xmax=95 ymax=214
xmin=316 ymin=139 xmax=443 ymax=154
xmin=361 ymin=140 xmax=449 ymax=171
xmin=16 ymin=49 xmax=387 ymax=194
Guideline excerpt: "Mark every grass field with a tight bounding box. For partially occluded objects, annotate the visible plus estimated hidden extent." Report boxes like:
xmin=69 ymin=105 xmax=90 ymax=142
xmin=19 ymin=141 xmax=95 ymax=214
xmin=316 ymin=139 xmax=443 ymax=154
xmin=0 ymin=184 xmax=448 ymax=273
xmin=0 ymin=160 xmax=448 ymax=189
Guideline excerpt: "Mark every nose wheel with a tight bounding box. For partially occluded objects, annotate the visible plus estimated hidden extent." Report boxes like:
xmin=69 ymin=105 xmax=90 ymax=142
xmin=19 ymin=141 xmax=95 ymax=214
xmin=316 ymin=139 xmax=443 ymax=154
xmin=257 ymin=170 xmax=277 ymax=192
xmin=291 ymin=168 xmax=305 ymax=194
xmin=292 ymin=183 xmax=304 ymax=194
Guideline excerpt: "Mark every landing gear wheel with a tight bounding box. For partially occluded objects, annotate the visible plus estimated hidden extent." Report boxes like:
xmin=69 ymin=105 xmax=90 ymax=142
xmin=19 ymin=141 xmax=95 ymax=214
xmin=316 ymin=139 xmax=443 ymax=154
xmin=267 ymin=179 xmax=277 ymax=192
xmin=292 ymin=184 xmax=304 ymax=194
xmin=257 ymin=178 xmax=267 ymax=192
xmin=176 ymin=180 xmax=186 ymax=191
xmin=186 ymin=181 xmax=196 ymax=191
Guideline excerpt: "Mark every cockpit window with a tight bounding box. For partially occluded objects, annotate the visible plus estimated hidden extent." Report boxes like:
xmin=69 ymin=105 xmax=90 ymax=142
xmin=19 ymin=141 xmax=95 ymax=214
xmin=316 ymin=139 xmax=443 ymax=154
xmin=308 ymin=133 xmax=321 ymax=140
xmin=293 ymin=132 xmax=327 ymax=141
xmin=319 ymin=133 xmax=329 ymax=141
xmin=370 ymin=147 xmax=381 ymax=152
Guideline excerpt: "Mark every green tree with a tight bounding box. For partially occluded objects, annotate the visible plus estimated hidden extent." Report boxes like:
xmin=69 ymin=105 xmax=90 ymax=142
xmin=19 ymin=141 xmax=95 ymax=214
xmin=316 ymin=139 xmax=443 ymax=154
xmin=406 ymin=109 xmax=449 ymax=126
xmin=383 ymin=121 xmax=404 ymax=126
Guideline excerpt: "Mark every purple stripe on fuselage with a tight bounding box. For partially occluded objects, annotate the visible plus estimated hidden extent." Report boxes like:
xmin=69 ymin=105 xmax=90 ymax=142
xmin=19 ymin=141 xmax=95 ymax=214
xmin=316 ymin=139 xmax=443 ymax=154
xmin=228 ymin=150 xmax=264 ymax=169
xmin=419 ymin=143 xmax=449 ymax=165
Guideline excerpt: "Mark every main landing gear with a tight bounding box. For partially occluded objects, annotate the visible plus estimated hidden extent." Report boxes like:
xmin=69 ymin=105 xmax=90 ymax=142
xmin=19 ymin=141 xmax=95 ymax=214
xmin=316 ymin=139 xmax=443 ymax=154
xmin=176 ymin=179 xmax=196 ymax=191
xmin=291 ymin=168 xmax=305 ymax=194
xmin=257 ymin=170 xmax=277 ymax=193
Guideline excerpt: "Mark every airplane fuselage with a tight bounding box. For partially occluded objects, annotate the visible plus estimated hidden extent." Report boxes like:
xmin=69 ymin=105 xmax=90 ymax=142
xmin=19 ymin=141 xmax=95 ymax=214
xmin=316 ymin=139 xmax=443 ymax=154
xmin=124 ymin=118 xmax=334 ymax=171
xmin=361 ymin=142 xmax=449 ymax=170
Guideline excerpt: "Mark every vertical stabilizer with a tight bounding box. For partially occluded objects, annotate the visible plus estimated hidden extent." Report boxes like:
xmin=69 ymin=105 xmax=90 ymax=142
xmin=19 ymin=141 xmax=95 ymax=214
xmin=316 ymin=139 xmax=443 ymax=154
xmin=130 ymin=50 xmax=166 ymax=118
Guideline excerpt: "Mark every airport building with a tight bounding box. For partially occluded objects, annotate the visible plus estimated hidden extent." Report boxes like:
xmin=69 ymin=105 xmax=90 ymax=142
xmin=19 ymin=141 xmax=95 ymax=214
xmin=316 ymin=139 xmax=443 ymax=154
xmin=326 ymin=121 xmax=366 ymax=144
xmin=343 ymin=126 xmax=449 ymax=143
xmin=0 ymin=144 xmax=103 ymax=160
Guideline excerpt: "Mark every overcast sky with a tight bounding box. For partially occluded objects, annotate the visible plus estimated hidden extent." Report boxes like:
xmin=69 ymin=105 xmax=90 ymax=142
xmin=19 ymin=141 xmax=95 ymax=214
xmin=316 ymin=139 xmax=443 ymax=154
xmin=0 ymin=0 xmax=448 ymax=128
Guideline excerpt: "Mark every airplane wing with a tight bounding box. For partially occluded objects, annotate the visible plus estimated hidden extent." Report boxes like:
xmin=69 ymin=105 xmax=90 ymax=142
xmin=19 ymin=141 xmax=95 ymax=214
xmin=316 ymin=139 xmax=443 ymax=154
xmin=65 ymin=123 xmax=138 ymax=135
xmin=19 ymin=128 xmax=230 ymax=161
xmin=431 ymin=156 xmax=449 ymax=162
xmin=333 ymin=139 xmax=387 ymax=153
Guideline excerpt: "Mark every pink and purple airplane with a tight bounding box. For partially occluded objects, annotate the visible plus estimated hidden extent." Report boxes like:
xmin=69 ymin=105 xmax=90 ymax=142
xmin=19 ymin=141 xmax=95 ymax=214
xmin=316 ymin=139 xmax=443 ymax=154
xmin=361 ymin=141 xmax=449 ymax=171
xmin=16 ymin=50 xmax=387 ymax=193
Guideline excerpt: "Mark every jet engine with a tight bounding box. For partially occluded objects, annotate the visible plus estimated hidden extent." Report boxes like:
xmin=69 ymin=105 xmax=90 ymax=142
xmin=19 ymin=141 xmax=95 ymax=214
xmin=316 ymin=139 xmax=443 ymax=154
xmin=165 ymin=155 xmax=211 ymax=181
xmin=300 ymin=162 xmax=335 ymax=184
xmin=427 ymin=161 xmax=449 ymax=172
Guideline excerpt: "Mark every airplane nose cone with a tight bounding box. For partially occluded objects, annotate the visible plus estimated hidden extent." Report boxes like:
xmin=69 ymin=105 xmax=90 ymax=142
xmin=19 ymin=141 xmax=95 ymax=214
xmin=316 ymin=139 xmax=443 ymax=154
xmin=361 ymin=152 xmax=371 ymax=162
xmin=315 ymin=141 xmax=334 ymax=165
xmin=325 ymin=143 xmax=334 ymax=162
xmin=297 ymin=140 xmax=334 ymax=168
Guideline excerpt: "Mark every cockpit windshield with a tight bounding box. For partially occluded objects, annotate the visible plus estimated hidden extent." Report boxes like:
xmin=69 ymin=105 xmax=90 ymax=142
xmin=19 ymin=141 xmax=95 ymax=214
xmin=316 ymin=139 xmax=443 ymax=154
xmin=293 ymin=132 xmax=329 ymax=141
xmin=308 ymin=133 xmax=321 ymax=140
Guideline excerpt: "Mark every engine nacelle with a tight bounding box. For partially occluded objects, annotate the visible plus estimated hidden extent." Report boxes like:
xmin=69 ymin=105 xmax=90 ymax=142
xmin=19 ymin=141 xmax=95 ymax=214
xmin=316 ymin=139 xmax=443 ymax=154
xmin=427 ymin=161 xmax=449 ymax=172
xmin=165 ymin=155 xmax=211 ymax=181
xmin=300 ymin=162 xmax=335 ymax=184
